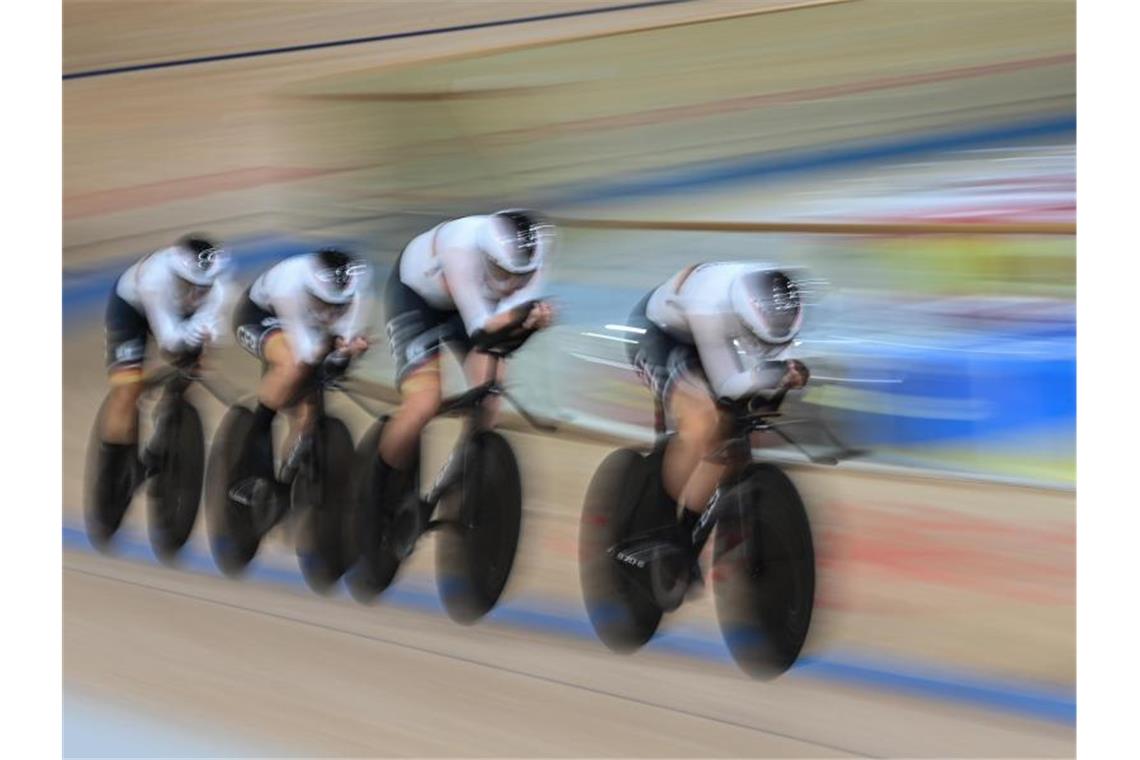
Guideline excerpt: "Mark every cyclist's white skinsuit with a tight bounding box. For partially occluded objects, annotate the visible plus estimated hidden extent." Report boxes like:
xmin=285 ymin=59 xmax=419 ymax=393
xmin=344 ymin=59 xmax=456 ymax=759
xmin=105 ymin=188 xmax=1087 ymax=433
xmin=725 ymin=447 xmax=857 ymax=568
xmin=398 ymin=215 xmax=549 ymax=335
xmin=116 ymin=247 xmax=230 ymax=353
xmin=645 ymin=262 xmax=798 ymax=401
xmin=250 ymin=254 xmax=373 ymax=365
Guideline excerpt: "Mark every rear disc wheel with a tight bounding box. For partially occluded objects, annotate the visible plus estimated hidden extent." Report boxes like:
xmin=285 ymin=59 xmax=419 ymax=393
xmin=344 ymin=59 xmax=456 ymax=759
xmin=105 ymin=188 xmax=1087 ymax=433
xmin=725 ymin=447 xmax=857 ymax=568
xmin=579 ymin=446 xmax=675 ymax=653
xmin=205 ymin=405 xmax=263 ymax=577
xmin=84 ymin=397 xmax=136 ymax=552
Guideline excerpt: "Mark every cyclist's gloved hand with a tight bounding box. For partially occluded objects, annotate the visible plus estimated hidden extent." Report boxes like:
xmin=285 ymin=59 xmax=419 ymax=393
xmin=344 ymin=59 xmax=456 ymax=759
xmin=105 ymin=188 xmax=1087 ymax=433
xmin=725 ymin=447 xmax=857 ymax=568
xmin=335 ymin=334 xmax=370 ymax=358
xmin=473 ymin=301 xmax=541 ymax=353
xmin=521 ymin=301 xmax=554 ymax=331
xmin=182 ymin=319 xmax=216 ymax=349
xmin=163 ymin=345 xmax=203 ymax=372
xmin=780 ymin=359 xmax=810 ymax=390
xmin=322 ymin=349 xmax=351 ymax=379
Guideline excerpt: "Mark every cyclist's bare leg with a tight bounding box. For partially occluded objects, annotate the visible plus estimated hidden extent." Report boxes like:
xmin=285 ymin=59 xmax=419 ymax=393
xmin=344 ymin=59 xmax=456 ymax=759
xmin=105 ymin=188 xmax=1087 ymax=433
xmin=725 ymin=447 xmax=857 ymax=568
xmin=663 ymin=378 xmax=729 ymax=514
xmin=100 ymin=368 xmax=144 ymax=443
xmin=378 ymin=358 xmax=442 ymax=470
xmin=258 ymin=333 xmax=310 ymax=411
xmin=662 ymin=378 xmax=728 ymax=592
xmin=232 ymin=332 xmax=311 ymax=505
xmin=291 ymin=396 xmax=317 ymax=434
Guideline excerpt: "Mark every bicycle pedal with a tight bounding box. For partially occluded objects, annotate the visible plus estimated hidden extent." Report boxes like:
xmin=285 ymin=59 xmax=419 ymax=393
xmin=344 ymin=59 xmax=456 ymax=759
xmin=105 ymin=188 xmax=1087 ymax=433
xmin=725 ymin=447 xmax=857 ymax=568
xmin=609 ymin=545 xmax=654 ymax=570
xmin=387 ymin=497 xmax=427 ymax=560
xmin=228 ymin=477 xmax=270 ymax=508
xmin=650 ymin=549 xmax=692 ymax=613
xmin=139 ymin=446 xmax=162 ymax=476
xmin=610 ymin=537 xmax=694 ymax=612
xmin=609 ymin=536 xmax=686 ymax=569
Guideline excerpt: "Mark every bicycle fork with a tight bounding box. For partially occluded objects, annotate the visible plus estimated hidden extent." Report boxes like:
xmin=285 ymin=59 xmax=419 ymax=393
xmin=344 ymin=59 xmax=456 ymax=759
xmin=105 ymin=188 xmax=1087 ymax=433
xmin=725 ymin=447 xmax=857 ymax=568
xmin=141 ymin=383 xmax=187 ymax=476
xmin=383 ymin=444 xmax=467 ymax=560
xmin=688 ymin=433 xmax=753 ymax=553
xmin=420 ymin=444 xmax=466 ymax=529
xmin=232 ymin=426 xmax=310 ymax=525
xmin=689 ymin=486 xmax=724 ymax=557
xmin=277 ymin=431 xmax=312 ymax=488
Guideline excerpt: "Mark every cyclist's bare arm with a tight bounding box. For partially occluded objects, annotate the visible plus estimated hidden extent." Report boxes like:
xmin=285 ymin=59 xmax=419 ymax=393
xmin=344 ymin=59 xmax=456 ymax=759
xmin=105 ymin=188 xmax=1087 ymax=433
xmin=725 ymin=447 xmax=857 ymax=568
xmin=690 ymin=314 xmax=807 ymax=400
xmin=483 ymin=300 xmax=551 ymax=334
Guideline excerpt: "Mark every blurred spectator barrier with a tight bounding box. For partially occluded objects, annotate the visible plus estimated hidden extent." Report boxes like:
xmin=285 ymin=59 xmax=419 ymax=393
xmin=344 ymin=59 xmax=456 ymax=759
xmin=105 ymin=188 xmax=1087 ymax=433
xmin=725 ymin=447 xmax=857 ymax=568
xmin=486 ymin=217 xmax=1075 ymax=488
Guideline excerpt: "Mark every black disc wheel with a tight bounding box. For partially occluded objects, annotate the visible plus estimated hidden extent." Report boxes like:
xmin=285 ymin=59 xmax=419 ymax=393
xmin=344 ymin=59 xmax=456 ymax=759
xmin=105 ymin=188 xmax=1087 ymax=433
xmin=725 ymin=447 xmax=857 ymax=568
xmin=204 ymin=405 xmax=263 ymax=577
xmin=295 ymin=415 xmax=355 ymax=593
xmin=84 ymin=398 xmax=137 ymax=552
xmin=435 ymin=430 xmax=522 ymax=625
xmin=579 ymin=446 xmax=675 ymax=653
xmin=146 ymin=399 xmax=205 ymax=563
xmin=344 ymin=418 xmax=419 ymax=603
xmin=713 ymin=464 xmax=815 ymax=679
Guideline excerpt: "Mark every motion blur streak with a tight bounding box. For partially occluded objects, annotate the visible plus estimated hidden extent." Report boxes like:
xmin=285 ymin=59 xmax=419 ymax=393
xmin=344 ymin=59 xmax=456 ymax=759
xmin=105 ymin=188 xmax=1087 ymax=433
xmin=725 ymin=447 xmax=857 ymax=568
xmin=64 ymin=0 xmax=1074 ymax=756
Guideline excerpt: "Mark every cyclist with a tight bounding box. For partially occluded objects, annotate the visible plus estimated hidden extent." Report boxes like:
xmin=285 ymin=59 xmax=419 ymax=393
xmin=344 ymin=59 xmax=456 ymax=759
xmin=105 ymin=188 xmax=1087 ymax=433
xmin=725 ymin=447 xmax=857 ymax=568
xmin=370 ymin=209 xmax=556 ymax=504
xmin=97 ymin=234 xmax=230 ymax=494
xmin=626 ymin=262 xmax=810 ymax=590
xmin=230 ymin=247 xmax=372 ymax=516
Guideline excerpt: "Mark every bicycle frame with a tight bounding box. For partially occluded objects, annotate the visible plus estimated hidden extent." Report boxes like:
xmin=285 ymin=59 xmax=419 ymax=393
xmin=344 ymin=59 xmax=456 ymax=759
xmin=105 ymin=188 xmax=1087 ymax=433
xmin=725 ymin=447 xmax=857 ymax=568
xmin=334 ymin=312 xmax=555 ymax=546
xmin=420 ymin=353 xmax=504 ymax=531
xmin=686 ymin=428 xmax=756 ymax=558
xmin=418 ymin=344 xmax=557 ymax=534
xmin=276 ymin=363 xmax=339 ymax=490
xmin=639 ymin=388 xmax=855 ymax=559
xmin=142 ymin=361 xmax=236 ymax=465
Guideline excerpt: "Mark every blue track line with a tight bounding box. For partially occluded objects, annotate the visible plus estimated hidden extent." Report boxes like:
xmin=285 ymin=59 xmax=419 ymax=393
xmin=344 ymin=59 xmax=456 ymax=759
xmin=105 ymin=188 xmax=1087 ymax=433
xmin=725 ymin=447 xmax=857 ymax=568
xmin=63 ymin=0 xmax=695 ymax=80
xmin=65 ymin=691 xmax=279 ymax=758
xmin=62 ymin=523 xmax=1075 ymax=725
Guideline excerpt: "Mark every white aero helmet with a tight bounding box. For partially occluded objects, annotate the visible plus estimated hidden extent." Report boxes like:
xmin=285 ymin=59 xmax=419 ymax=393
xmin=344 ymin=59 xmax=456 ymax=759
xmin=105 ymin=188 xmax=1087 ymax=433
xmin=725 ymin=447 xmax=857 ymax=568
xmin=306 ymin=248 xmax=368 ymax=305
xmin=729 ymin=267 xmax=804 ymax=345
xmin=478 ymin=209 xmax=555 ymax=291
xmin=172 ymin=234 xmax=229 ymax=286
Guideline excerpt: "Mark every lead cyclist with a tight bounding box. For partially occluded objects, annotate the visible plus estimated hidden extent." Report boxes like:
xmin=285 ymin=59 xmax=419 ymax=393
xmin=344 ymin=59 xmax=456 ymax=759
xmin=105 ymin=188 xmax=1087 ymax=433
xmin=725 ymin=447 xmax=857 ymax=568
xmin=625 ymin=262 xmax=811 ymax=594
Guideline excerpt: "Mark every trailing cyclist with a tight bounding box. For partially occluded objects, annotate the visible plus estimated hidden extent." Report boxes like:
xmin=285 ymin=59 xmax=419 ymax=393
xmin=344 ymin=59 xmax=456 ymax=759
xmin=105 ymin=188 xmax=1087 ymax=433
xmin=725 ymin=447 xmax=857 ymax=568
xmin=229 ymin=247 xmax=372 ymax=523
xmin=96 ymin=234 xmax=231 ymax=504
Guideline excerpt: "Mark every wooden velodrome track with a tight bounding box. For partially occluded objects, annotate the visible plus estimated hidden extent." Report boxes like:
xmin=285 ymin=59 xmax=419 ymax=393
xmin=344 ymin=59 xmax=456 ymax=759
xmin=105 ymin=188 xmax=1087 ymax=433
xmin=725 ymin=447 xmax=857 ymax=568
xmin=64 ymin=1 xmax=1074 ymax=756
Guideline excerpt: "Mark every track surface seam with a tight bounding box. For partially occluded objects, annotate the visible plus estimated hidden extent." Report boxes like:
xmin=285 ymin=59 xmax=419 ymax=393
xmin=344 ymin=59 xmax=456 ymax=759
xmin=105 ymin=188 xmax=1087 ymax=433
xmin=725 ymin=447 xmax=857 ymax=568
xmin=66 ymin=563 xmax=877 ymax=758
xmin=63 ymin=0 xmax=695 ymax=80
